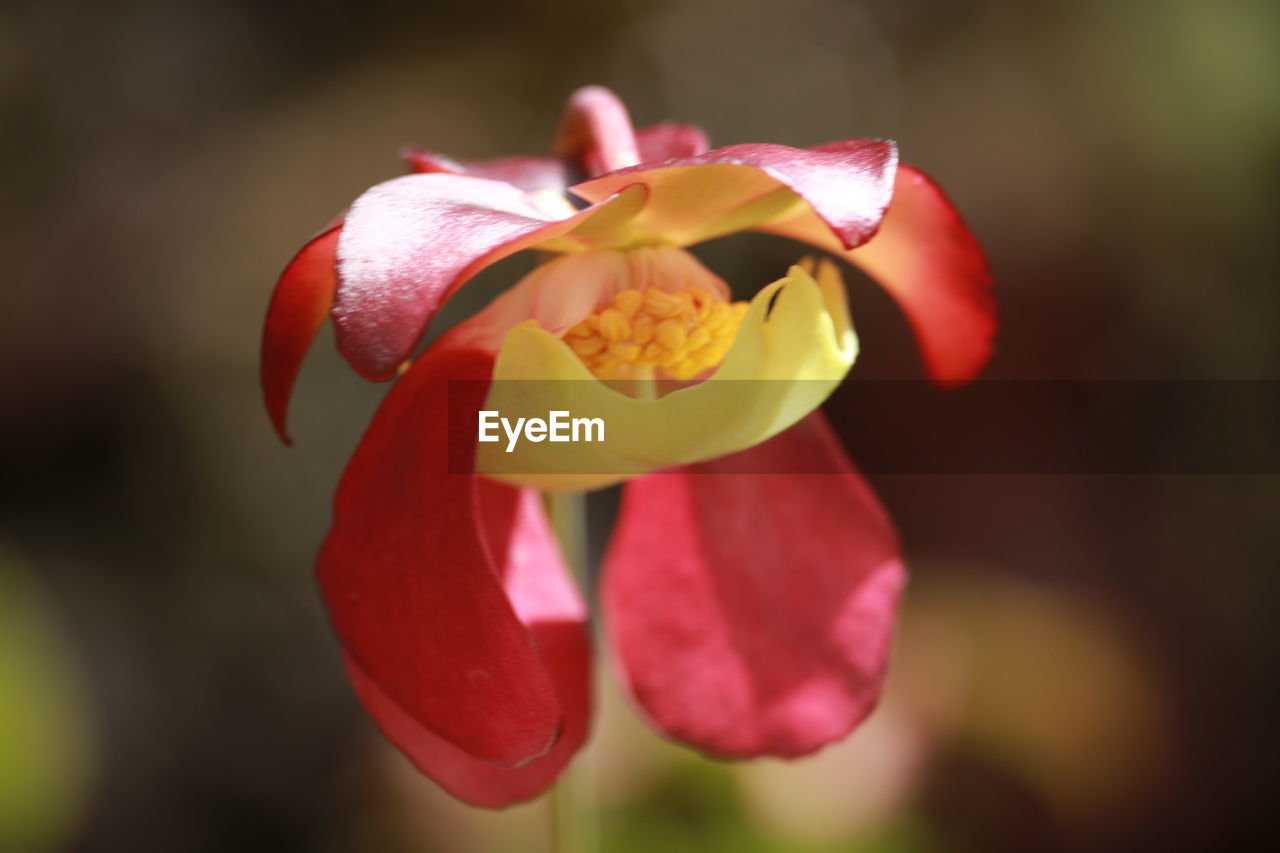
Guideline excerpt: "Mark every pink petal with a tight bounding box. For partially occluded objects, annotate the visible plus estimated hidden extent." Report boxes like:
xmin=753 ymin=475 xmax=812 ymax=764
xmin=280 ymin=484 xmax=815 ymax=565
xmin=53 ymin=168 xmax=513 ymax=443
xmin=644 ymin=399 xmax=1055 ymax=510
xmin=760 ymin=164 xmax=995 ymax=385
xmin=400 ymin=122 xmax=706 ymax=192
xmin=334 ymin=173 xmax=645 ymax=380
xmin=635 ymin=123 xmax=710 ymax=162
xmin=260 ymin=222 xmax=342 ymax=444
xmin=402 ymin=146 xmax=571 ymax=195
xmin=554 ymin=85 xmax=641 ymax=176
xmin=571 ymin=139 xmax=897 ymax=248
xmin=318 ymin=338 xmax=587 ymax=776
xmin=603 ymin=413 xmax=905 ymax=758
xmin=344 ymin=479 xmax=589 ymax=807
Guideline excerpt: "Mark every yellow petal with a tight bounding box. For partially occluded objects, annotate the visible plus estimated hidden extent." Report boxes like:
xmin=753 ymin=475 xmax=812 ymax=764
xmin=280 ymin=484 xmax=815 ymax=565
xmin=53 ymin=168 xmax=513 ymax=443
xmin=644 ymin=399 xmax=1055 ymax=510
xmin=477 ymin=262 xmax=856 ymax=491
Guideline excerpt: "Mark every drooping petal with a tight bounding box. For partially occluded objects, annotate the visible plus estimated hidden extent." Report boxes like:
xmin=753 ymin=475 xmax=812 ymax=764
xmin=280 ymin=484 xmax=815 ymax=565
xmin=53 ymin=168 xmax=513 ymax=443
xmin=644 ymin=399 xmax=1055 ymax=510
xmin=343 ymin=480 xmax=589 ymax=807
xmin=402 ymin=146 xmax=571 ymax=195
xmin=334 ymin=173 xmax=646 ymax=380
xmin=635 ymin=123 xmax=710 ymax=162
xmin=759 ymin=164 xmax=995 ymax=385
xmin=261 ymin=221 xmax=342 ymax=444
xmin=571 ymin=140 xmax=897 ymax=248
xmin=603 ymin=412 xmax=905 ymax=758
xmin=318 ymin=338 xmax=583 ymax=775
xmin=554 ymin=85 xmax=641 ymax=176
xmin=477 ymin=260 xmax=856 ymax=491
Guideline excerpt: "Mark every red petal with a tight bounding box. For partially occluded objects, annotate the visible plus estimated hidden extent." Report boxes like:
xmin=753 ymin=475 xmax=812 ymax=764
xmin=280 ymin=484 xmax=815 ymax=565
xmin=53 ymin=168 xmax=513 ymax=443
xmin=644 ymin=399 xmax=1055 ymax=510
xmin=402 ymin=146 xmax=571 ymax=195
xmin=602 ymin=413 xmax=905 ymax=758
xmin=334 ymin=173 xmax=645 ymax=380
xmin=635 ymin=123 xmax=710 ymax=162
xmin=260 ymin=222 xmax=341 ymax=444
xmin=318 ymin=339 xmax=582 ymax=774
xmin=344 ymin=479 xmax=590 ymax=807
xmin=572 ymin=139 xmax=897 ymax=248
xmin=761 ymin=164 xmax=995 ymax=385
xmin=554 ymin=86 xmax=641 ymax=176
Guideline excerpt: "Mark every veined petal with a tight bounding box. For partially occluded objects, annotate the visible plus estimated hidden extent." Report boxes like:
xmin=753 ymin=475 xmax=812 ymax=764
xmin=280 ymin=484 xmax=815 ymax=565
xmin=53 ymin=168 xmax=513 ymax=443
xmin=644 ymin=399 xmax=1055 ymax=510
xmin=334 ymin=173 xmax=646 ymax=380
xmin=602 ymin=412 xmax=905 ymax=758
xmin=261 ymin=221 xmax=342 ymax=444
xmin=759 ymin=165 xmax=995 ymax=385
xmin=344 ymin=481 xmax=589 ymax=807
xmin=477 ymin=260 xmax=856 ymax=491
xmin=318 ymin=339 xmax=582 ymax=773
xmin=554 ymin=85 xmax=641 ymax=176
xmin=570 ymin=140 xmax=897 ymax=248
xmin=402 ymin=146 xmax=572 ymax=195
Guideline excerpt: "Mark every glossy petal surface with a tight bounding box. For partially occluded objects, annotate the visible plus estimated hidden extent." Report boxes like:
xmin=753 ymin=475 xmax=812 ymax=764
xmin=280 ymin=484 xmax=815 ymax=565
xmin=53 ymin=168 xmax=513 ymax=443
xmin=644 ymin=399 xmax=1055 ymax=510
xmin=760 ymin=164 xmax=995 ymax=385
xmin=478 ymin=260 xmax=855 ymax=491
xmin=261 ymin=223 xmax=341 ymax=443
xmin=572 ymin=140 xmax=897 ymax=248
xmin=345 ymin=481 xmax=589 ymax=807
xmin=318 ymin=339 xmax=571 ymax=769
xmin=603 ymin=413 xmax=905 ymax=757
xmin=334 ymin=174 xmax=645 ymax=379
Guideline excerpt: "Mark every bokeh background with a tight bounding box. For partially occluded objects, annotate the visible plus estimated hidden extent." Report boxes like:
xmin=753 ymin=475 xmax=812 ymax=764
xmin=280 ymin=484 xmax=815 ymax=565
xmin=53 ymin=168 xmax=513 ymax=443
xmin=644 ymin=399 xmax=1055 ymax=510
xmin=2 ymin=0 xmax=1277 ymax=850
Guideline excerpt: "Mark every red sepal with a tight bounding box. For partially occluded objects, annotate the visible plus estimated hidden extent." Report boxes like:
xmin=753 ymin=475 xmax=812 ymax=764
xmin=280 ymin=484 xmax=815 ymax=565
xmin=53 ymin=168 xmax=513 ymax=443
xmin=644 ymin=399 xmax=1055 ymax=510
xmin=343 ymin=479 xmax=590 ymax=807
xmin=761 ymin=164 xmax=995 ymax=385
xmin=318 ymin=337 xmax=586 ymax=781
xmin=260 ymin=222 xmax=342 ymax=443
xmin=603 ymin=413 xmax=905 ymax=757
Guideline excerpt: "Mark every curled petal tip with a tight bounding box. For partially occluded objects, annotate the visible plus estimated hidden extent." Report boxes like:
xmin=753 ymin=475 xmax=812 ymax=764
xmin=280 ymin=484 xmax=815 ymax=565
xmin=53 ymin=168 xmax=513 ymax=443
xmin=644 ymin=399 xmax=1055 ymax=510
xmin=759 ymin=163 xmax=994 ymax=384
xmin=555 ymin=86 xmax=641 ymax=175
xmin=261 ymin=223 xmax=342 ymax=445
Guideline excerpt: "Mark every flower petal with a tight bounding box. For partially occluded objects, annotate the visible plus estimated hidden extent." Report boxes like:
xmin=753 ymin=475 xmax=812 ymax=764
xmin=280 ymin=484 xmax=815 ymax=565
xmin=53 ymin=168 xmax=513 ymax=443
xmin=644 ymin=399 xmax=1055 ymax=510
xmin=317 ymin=338 xmax=576 ymax=770
xmin=334 ymin=173 xmax=646 ymax=380
xmin=478 ymin=261 xmax=856 ymax=491
xmin=554 ymin=85 xmax=641 ymax=176
xmin=260 ymin=222 xmax=342 ymax=444
xmin=402 ymin=146 xmax=571 ymax=195
xmin=635 ymin=123 xmax=710 ymax=162
xmin=343 ymin=480 xmax=589 ymax=807
xmin=570 ymin=140 xmax=897 ymax=248
xmin=759 ymin=164 xmax=995 ymax=385
xmin=400 ymin=122 xmax=706 ymax=193
xmin=602 ymin=412 xmax=905 ymax=758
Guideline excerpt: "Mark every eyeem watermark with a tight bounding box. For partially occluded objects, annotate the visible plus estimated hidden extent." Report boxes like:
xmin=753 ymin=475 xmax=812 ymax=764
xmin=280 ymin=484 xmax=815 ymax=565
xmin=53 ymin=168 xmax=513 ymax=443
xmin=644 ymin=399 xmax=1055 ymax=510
xmin=478 ymin=410 xmax=606 ymax=453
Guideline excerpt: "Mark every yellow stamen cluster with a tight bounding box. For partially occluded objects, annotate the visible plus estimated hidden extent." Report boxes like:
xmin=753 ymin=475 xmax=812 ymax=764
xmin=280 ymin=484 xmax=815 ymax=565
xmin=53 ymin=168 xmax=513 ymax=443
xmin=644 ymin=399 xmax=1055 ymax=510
xmin=564 ymin=287 xmax=749 ymax=380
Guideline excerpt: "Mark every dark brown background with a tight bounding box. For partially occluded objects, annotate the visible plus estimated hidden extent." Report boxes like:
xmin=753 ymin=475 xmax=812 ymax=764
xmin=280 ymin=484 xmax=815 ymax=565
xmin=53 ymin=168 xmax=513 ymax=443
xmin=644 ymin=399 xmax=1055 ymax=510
xmin=1 ymin=0 xmax=1276 ymax=851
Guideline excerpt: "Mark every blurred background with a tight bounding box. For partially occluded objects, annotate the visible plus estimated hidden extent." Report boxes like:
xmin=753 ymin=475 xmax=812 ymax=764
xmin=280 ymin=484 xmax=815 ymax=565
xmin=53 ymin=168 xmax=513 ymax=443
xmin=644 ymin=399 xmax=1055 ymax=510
xmin=2 ymin=0 xmax=1277 ymax=850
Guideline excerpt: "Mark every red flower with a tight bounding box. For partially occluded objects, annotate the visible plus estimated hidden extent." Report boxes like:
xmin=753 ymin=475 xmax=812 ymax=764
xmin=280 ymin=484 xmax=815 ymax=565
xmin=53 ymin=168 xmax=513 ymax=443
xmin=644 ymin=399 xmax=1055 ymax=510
xmin=261 ymin=87 xmax=993 ymax=807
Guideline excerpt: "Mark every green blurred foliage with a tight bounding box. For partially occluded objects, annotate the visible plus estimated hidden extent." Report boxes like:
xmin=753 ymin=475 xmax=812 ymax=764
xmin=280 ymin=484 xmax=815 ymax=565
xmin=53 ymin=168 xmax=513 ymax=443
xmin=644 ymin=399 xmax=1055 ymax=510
xmin=0 ymin=544 xmax=95 ymax=853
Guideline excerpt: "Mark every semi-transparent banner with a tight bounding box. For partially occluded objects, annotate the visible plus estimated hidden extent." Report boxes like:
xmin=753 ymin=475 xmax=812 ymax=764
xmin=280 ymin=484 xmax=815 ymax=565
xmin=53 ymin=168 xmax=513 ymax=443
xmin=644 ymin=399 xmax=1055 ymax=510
xmin=445 ymin=380 xmax=1279 ymax=476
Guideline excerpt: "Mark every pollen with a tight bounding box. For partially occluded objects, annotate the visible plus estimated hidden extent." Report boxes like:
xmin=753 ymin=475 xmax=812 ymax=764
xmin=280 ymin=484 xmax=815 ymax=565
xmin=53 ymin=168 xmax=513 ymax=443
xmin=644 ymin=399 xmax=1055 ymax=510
xmin=566 ymin=286 xmax=749 ymax=381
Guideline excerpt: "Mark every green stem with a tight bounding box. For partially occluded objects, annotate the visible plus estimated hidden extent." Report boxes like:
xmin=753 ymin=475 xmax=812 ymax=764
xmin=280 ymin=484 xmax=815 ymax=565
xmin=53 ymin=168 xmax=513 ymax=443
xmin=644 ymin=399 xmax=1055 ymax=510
xmin=543 ymin=490 xmax=595 ymax=853
xmin=546 ymin=490 xmax=588 ymax=586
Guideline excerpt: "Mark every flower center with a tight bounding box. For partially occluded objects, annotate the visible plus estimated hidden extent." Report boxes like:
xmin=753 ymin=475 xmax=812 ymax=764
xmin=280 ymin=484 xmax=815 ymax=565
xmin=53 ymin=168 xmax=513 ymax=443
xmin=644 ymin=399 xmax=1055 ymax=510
xmin=547 ymin=246 xmax=750 ymax=384
xmin=564 ymin=283 xmax=749 ymax=381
